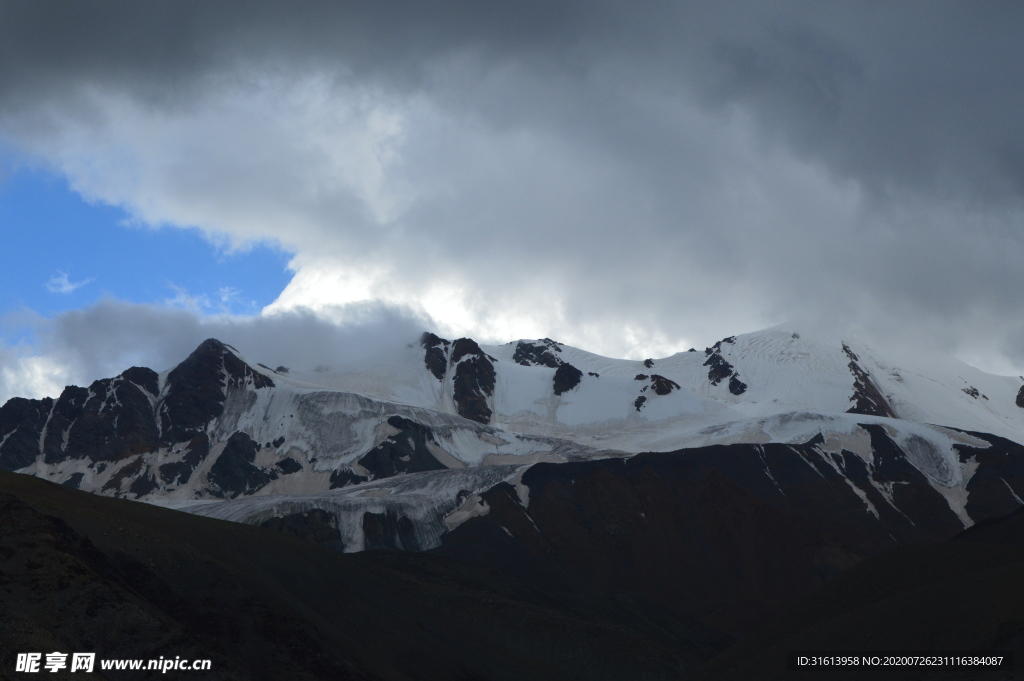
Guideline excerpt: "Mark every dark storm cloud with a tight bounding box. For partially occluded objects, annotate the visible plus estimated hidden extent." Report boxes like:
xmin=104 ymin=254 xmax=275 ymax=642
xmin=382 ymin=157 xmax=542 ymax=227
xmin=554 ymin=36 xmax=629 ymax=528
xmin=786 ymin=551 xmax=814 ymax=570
xmin=3 ymin=1 xmax=1024 ymax=366
xmin=7 ymin=0 xmax=1019 ymax=205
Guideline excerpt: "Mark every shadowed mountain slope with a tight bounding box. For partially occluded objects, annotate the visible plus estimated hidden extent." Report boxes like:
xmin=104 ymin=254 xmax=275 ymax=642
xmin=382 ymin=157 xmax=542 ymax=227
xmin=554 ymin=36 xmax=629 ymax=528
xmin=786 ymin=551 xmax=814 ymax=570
xmin=0 ymin=469 xmax=729 ymax=681
xmin=694 ymin=505 xmax=1024 ymax=680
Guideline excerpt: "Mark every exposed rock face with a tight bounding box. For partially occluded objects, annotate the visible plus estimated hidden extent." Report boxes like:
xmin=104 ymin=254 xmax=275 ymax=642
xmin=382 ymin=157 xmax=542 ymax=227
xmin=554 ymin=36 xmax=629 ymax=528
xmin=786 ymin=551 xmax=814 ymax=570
xmin=223 ymin=347 xmax=275 ymax=390
xmin=41 ymin=386 xmax=89 ymax=464
xmin=59 ymin=376 xmax=160 ymax=464
xmin=0 ymin=338 xmax=290 ymax=501
xmin=650 ymin=374 xmax=681 ymax=396
xmin=949 ymin=429 xmax=1024 ymax=521
xmin=553 ymin=363 xmax=583 ymax=395
xmin=207 ymin=432 xmax=277 ymax=499
xmin=158 ymin=434 xmax=209 ymax=486
xmin=702 ymin=337 xmax=747 ymax=393
xmin=633 ymin=374 xmax=681 ymax=409
xmin=127 ymin=472 xmax=159 ymax=499
xmin=275 ymin=457 xmax=302 ymax=474
xmin=0 ymin=397 xmax=54 ymax=470
xmin=102 ymin=456 xmax=144 ymax=493
xmin=420 ymin=332 xmax=450 ymax=381
xmin=121 ymin=366 xmax=159 ymax=397
xmin=513 ymin=340 xmax=562 ymax=368
xmin=1016 ymin=384 xmax=1024 ymax=408
xmin=160 ymin=339 xmax=273 ymax=445
xmin=358 ymin=416 xmax=447 ymax=479
xmin=514 ymin=339 xmax=582 ymax=395
xmin=451 ymin=338 xmax=497 ymax=424
xmin=158 ymin=339 xmax=232 ymax=443
xmin=843 ymin=343 xmax=897 ymax=418
xmin=329 ymin=468 xmax=369 ymax=490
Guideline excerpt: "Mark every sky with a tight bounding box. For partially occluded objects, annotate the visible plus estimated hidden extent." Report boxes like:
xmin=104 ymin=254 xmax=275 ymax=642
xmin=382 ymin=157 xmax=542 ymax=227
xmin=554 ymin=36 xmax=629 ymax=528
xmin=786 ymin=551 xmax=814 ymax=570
xmin=2 ymin=1 xmax=1024 ymax=402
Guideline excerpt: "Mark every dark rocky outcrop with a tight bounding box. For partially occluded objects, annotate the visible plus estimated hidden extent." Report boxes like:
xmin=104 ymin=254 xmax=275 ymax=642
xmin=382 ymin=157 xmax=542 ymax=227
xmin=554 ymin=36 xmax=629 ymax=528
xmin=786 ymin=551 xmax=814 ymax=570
xmin=513 ymin=340 xmax=562 ymax=368
xmin=420 ymin=332 xmax=450 ymax=381
xmin=843 ymin=343 xmax=897 ymax=418
xmin=158 ymin=339 xmax=231 ymax=444
xmin=223 ymin=347 xmax=275 ymax=390
xmin=644 ymin=359 xmax=654 ymax=368
xmin=62 ymin=377 xmax=161 ymax=464
xmin=329 ymin=468 xmax=369 ymax=489
xmin=728 ymin=374 xmax=748 ymax=395
xmin=158 ymin=433 xmax=209 ymax=486
xmin=553 ymin=363 xmax=583 ymax=395
xmin=702 ymin=337 xmax=741 ymax=388
xmin=121 ymin=366 xmax=159 ymax=396
xmin=102 ymin=456 xmax=144 ymax=493
xmin=158 ymin=339 xmax=273 ymax=446
xmin=1 ymin=339 xmax=277 ymax=484
xmin=128 ymin=472 xmax=159 ymax=499
xmin=207 ymin=431 xmax=276 ymax=499
xmin=703 ymin=353 xmax=735 ymax=387
xmin=514 ymin=339 xmax=585 ymax=396
xmin=950 ymin=429 xmax=1024 ymax=522
xmin=634 ymin=395 xmax=647 ymax=411
xmin=704 ymin=337 xmax=736 ymax=355
xmin=650 ymin=374 xmax=681 ymax=396
xmin=41 ymin=385 xmax=89 ymax=464
xmin=0 ymin=396 xmax=53 ymax=471
xmin=451 ymin=338 xmax=496 ymax=424
xmin=275 ymin=457 xmax=303 ymax=474
xmin=1016 ymin=384 xmax=1024 ymax=408
xmin=357 ymin=416 xmax=447 ymax=480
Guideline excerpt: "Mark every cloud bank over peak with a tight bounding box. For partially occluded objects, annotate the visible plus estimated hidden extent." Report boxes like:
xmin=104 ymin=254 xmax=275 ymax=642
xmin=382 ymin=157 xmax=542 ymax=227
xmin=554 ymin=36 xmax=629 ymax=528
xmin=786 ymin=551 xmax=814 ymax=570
xmin=0 ymin=299 xmax=430 ymax=403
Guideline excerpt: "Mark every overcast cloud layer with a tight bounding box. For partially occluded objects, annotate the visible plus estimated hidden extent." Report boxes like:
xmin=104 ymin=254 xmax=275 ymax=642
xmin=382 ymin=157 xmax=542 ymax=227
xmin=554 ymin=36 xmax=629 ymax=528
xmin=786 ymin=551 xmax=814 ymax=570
xmin=3 ymin=1 xmax=1024 ymax=399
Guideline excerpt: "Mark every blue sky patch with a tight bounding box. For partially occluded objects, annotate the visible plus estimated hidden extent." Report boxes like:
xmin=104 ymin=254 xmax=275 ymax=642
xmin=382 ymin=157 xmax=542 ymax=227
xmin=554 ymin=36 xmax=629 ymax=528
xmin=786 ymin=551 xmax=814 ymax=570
xmin=0 ymin=167 xmax=293 ymax=321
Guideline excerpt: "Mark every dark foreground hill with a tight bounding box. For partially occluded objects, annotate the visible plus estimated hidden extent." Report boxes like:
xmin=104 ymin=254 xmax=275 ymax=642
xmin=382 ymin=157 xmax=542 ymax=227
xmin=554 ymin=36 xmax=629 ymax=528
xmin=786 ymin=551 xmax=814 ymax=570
xmin=695 ymin=506 xmax=1024 ymax=681
xmin=0 ymin=469 xmax=730 ymax=681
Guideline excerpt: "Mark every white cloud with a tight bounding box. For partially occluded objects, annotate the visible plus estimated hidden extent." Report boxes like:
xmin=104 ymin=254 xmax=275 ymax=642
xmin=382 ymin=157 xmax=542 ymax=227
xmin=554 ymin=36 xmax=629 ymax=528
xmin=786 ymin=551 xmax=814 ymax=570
xmin=44 ymin=271 xmax=94 ymax=294
xmin=0 ymin=298 xmax=431 ymax=404
xmin=0 ymin=351 xmax=68 ymax=402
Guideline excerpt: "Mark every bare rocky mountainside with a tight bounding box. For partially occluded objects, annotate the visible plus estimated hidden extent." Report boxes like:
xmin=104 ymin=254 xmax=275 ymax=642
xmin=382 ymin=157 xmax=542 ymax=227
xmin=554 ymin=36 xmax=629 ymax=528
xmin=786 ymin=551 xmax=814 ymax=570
xmin=4 ymin=327 xmax=1024 ymax=678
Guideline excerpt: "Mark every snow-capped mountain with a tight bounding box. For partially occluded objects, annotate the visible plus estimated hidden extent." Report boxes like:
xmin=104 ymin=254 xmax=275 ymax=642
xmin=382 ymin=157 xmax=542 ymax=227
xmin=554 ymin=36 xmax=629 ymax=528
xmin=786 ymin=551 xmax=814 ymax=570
xmin=309 ymin=327 xmax=1024 ymax=448
xmin=5 ymin=326 xmax=1024 ymax=632
xmin=4 ymin=327 xmax=1022 ymax=502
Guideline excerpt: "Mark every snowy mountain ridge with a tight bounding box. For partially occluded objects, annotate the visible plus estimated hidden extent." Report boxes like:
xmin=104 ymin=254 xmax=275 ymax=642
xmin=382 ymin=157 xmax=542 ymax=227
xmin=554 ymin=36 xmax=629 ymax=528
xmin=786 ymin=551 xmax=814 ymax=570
xmin=3 ymin=325 xmax=1024 ymax=560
